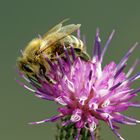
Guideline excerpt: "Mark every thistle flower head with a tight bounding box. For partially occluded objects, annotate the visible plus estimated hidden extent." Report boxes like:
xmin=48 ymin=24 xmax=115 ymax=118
xmin=18 ymin=29 xmax=140 ymax=140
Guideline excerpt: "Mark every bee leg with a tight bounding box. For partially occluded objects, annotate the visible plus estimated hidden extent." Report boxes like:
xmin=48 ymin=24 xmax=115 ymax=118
xmin=80 ymin=52 xmax=91 ymax=61
xmin=74 ymin=48 xmax=91 ymax=61
xmin=39 ymin=64 xmax=46 ymax=76
xmin=27 ymin=75 xmax=42 ymax=88
xmin=39 ymin=64 xmax=56 ymax=84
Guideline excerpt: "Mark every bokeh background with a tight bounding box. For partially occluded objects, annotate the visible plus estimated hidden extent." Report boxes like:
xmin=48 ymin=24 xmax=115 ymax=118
xmin=1 ymin=0 xmax=140 ymax=139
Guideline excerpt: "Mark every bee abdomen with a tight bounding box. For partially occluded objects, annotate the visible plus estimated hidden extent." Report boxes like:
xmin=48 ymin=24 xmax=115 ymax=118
xmin=69 ymin=35 xmax=84 ymax=50
xmin=63 ymin=35 xmax=84 ymax=50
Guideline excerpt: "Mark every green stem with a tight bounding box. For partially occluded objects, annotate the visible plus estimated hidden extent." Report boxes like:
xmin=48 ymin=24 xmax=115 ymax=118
xmin=55 ymin=119 xmax=100 ymax=140
xmin=94 ymin=125 xmax=100 ymax=140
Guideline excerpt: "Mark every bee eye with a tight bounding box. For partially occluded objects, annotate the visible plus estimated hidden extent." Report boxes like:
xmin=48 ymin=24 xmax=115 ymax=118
xmin=22 ymin=64 xmax=33 ymax=73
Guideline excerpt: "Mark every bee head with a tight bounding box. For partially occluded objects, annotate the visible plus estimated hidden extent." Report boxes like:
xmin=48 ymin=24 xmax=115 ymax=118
xmin=17 ymin=58 xmax=34 ymax=75
xmin=17 ymin=38 xmax=43 ymax=75
xmin=23 ymin=38 xmax=42 ymax=58
xmin=18 ymin=58 xmax=44 ymax=78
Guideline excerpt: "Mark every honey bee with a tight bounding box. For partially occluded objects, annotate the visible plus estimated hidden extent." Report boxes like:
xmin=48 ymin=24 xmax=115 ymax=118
xmin=17 ymin=19 xmax=90 ymax=81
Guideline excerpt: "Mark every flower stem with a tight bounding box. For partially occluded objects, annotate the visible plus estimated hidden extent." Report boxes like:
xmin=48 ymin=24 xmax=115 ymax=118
xmin=94 ymin=125 xmax=100 ymax=140
xmin=55 ymin=119 xmax=100 ymax=140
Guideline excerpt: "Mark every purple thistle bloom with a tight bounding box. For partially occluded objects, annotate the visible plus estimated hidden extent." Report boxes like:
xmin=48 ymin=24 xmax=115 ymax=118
xmin=18 ymin=29 xmax=140 ymax=140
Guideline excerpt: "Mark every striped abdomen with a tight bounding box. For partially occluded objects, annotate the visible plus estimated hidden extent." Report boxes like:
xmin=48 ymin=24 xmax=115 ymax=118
xmin=61 ymin=35 xmax=84 ymax=51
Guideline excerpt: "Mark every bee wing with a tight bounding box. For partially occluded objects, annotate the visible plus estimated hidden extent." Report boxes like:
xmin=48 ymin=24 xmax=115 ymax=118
xmin=43 ymin=19 xmax=69 ymax=38
xmin=59 ymin=24 xmax=81 ymax=35
xmin=39 ymin=23 xmax=81 ymax=53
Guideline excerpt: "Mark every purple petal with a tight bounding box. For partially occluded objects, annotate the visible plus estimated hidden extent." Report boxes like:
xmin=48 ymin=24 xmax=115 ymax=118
xmin=130 ymin=87 xmax=140 ymax=94
xmin=56 ymin=53 xmax=65 ymax=75
xmin=109 ymin=82 xmax=122 ymax=91
xmin=29 ymin=114 xmax=63 ymax=125
xmin=108 ymin=118 xmax=125 ymax=140
xmin=114 ymin=63 xmax=127 ymax=79
xmin=44 ymin=54 xmax=56 ymax=71
xmin=70 ymin=46 xmax=76 ymax=60
xmin=90 ymin=129 xmax=95 ymax=140
xmin=128 ymin=103 xmax=140 ymax=107
xmin=128 ymin=71 xmax=140 ymax=83
xmin=93 ymin=28 xmax=101 ymax=60
xmin=112 ymin=118 xmax=136 ymax=125
xmin=118 ymin=113 xmax=140 ymax=123
xmin=35 ymin=94 xmax=54 ymax=101
xmin=75 ymin=128 xmax=81 ymax=140
xmin=64 ymin=45 xmax=71 ymax=66
xmin=126 ymin=59 xmax=139 ymax=78
xmin=117 ymin=42 xmax=138 ymax=70
xmin=100 ymin=30 xmax=115 ymax=62
xmin=16 ymin=79 xmax=36 ymax=93
xmin=61 ymin=120 xmax=71 ymax=126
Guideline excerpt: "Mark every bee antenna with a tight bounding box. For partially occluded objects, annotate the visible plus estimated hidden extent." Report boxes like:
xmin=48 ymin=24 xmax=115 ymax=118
xmin=38 ymin=34 xmax=42 ymax=39
xmin=20 ymin=49 xmax=23 ymax=55
xmin=77 ymin=28 xmax=81 ymax=39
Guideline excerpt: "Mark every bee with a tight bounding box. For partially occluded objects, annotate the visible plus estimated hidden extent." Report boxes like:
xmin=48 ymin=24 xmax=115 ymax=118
xmin=17 ymin=19 xmax=90 ymax=81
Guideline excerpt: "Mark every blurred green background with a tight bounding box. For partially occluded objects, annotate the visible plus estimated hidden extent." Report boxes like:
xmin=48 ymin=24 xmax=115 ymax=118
xmin=1 ymin=0 xmax=140 ymax=139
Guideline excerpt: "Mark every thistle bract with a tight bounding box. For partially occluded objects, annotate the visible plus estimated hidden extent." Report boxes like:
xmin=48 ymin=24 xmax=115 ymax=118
xmin=18 ymin=29 xmax=140 ymax=140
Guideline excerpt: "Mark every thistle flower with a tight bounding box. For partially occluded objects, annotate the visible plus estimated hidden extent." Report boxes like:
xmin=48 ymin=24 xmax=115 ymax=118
xmin=17 ymin=29 xmax=140 ymax=140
